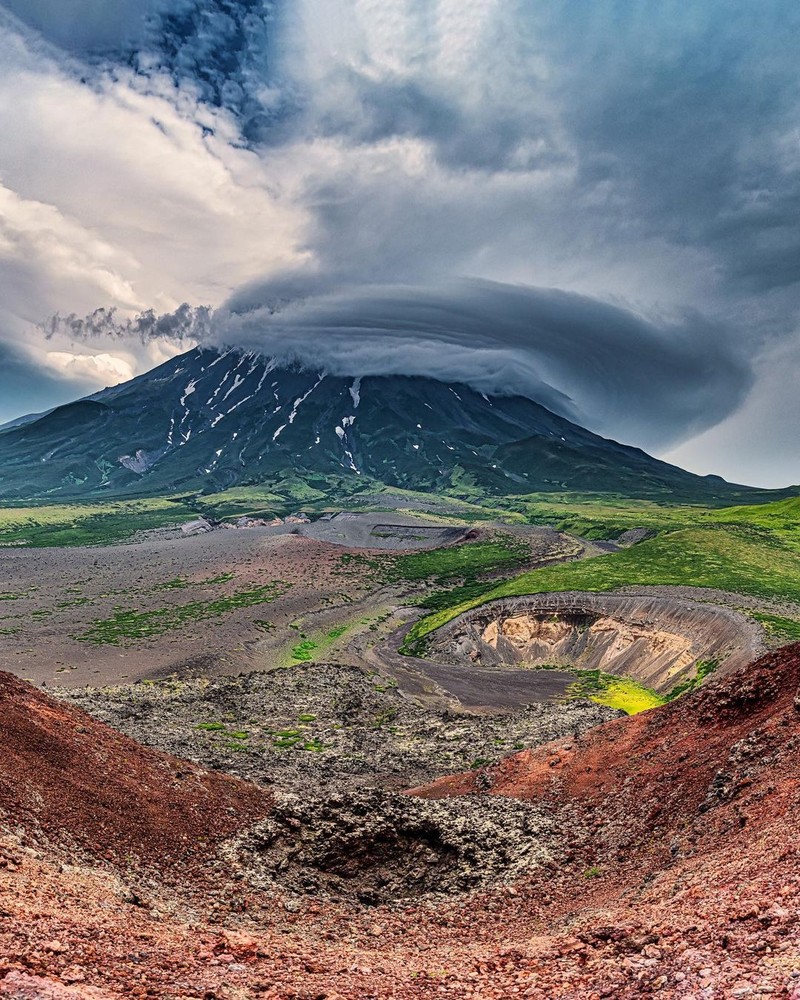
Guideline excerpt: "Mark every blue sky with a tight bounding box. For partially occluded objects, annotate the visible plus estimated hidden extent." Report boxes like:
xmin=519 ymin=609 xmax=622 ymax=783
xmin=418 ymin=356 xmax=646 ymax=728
xmin=0 ymin=1 xmax=798 ymax=485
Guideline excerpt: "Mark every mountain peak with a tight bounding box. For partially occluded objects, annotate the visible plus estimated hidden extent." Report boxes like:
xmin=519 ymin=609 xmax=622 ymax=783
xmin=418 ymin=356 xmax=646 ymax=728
xmin=0 ymin=346 xmax=772 ymax=504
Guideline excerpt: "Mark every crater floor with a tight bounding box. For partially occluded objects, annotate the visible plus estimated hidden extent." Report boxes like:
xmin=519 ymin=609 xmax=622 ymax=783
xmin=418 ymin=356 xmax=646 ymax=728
xmin=423 ymin=590 xmax=765 ymax=694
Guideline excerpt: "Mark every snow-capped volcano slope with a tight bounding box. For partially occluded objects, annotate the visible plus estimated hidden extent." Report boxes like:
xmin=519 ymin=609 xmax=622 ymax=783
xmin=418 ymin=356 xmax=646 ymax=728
xmin=0 ymin=347 xmax=771 ymax=503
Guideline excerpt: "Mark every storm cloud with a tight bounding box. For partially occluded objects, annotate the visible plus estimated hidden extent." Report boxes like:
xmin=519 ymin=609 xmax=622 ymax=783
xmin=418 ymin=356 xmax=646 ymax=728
xmin=0 ymin=340 xmax=103 ymax=425
xmin=1 ymin=0 xmax=156 ymax=51
xmin=0 ymin=1 xmax=798 ymax=483
xmin=214 ymin=278 xmax=752 ymax=451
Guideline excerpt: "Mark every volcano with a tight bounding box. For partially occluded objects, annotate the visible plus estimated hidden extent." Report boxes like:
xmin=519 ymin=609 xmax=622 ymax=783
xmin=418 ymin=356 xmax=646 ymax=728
xmin=0 ymin=346 xmax=782 ymax=503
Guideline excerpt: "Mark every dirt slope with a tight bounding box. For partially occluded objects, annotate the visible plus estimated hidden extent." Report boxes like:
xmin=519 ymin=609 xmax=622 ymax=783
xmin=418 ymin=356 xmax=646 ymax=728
xmin=0 ymin=669 xmax=272 ymax=867
xmin=0 ymin=651 xmax=799 ymax=998
xmin=415 ymin=642 xmax=800 ymax=866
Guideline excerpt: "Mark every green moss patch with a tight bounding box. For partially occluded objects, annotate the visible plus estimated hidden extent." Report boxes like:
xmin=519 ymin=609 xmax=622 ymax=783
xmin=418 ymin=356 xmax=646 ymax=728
xmin=76 ymin=581 xmax=290 ymax=645
xmin=291 ymin=639 xmax=318 ymax=661
xmin=565 ymin=670 xmax=665 ymax=715
xmin=750 ymin=612 xmax=800 ymax=643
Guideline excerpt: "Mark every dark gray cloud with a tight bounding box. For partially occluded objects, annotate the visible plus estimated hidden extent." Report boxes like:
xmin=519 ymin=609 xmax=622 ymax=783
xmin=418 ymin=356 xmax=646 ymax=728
xmin=136 ymin=0 xmax=280 ymax=132
xmin=278 ymin=1 xmax=800 ymax=307
xmin=44 ymin=303 xmax=212 ymax=343
xmin=0 ymin=0 xmax=156 ymax=51
xmin=541 ymin=1 xmax=800 ymax=299
xmin=215 ymin=277 xmax=752 ymax=450
xmin=46 ymin=279 xmax=751 ymax=451
xmin=301 ymin=70 xmax=563 ymax=175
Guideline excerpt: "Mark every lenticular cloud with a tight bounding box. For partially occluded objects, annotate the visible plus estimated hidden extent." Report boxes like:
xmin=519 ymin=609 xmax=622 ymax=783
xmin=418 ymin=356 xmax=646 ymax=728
xmin=208 ymin=277 xmax=752 ymax=451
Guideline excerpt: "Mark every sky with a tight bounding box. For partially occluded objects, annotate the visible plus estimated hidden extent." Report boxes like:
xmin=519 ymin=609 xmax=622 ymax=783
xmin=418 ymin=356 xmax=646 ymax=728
xmin=0 ymin=1 xmax=798 ymax=486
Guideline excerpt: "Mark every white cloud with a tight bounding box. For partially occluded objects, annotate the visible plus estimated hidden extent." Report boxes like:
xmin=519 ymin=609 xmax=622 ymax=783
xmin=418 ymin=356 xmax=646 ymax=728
xmin=43 ymin=350 xmax=136 ymax=384
xmin=0 ymin=12 xmax=306 ymax=344
xmin=0 ymin=10 xmax=310 ymax=413
xmin=0 ymin=182 xmax=141 ymax=319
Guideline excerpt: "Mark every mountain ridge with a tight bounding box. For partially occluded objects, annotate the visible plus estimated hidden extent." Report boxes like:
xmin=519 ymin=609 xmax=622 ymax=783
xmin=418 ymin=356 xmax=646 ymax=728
xmin=0 ymin=346 xmax=792 ymax=504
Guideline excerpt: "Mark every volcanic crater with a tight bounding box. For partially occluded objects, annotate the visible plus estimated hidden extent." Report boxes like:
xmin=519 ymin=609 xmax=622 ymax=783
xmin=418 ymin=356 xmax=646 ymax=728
xmin=427 ymin=591 xmax=765 ymax=693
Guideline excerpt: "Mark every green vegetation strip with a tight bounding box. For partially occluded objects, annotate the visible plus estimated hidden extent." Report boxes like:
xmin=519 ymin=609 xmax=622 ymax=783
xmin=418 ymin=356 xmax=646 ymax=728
xmin=565 ymin=669 xmax=665 ymax=715
xmin=562 ymin=661 xmax=718 ymax=715
xmin=289 ymin=623 xmax=353 ymax=663
xmin=335 ymin=535 xmax=531 ymax=597
xmin=498 ymin=492 xmax=800 ymax=542
xmin=155 ymin=572 xmax=235 ymax=590
xmin=405 ymin=516 xmax=800 ymax=651
xmin=76 ymin=581 xmax=290 ymax=644
xmin=662 ymin=660 xmax=718 ymax=702
xmin=750 ymin=612 xmax=800 ymax=642
xmin=390 ymin=536 xmax=530 ymax=583
xmin=0 ymin=498 xmax=197 ymax=548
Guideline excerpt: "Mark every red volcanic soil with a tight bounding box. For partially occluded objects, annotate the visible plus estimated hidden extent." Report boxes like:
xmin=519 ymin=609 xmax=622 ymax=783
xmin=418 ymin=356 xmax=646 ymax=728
xmin=413 ymin=646 xmax=800 ymax=866
xmin=1 ymin=649 xmax=799 ymax=998
xmin=416 ymin=643 xmax=800 ymax=996
xmin=418 ymin=641 xmax=800 ymax=861
xmin=0 ymin=669 xmax=273 ymax=867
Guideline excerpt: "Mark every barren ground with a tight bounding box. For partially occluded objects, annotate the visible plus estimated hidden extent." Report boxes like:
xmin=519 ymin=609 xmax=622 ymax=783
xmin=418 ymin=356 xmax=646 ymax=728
xmin=0 ymin=518 xmax=578 ymax=692
xmin=0 ymin=642 xmax=798 ymax=999
xmin=2 ymin=513 xmax=798 ymax=998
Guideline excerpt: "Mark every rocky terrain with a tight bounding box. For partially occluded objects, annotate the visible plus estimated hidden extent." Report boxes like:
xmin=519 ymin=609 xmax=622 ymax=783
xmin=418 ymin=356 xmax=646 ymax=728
xmin=0 ymin=519 xmax=575 ymax=688
xmin=427 ymin=590 xmax=765 ymax=693
xmin=0 ymin=639 xmax=798 ymax=998
xmin=0 ymin=485 xmax=798 ymax=999
xmin=60 ymin=662 xmax=617 ymax=796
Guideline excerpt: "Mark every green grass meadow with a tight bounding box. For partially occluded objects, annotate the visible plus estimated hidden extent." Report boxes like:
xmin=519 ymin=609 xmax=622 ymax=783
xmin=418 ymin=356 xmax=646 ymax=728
xmin=0 ymin=498 xmax=196 ymax=547
xmin=406 ymin=496 xmax=800 ymax=648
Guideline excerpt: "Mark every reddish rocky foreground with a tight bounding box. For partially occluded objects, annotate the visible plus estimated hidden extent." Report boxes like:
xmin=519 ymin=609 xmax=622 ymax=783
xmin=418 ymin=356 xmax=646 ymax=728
xmin=0 ymin=669 xmax=273 ymax=867
xmin=1 ymin=647 xmax=799 ymax=999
